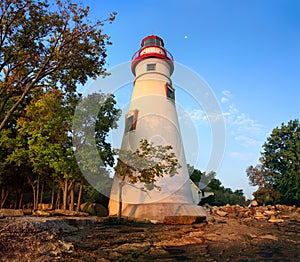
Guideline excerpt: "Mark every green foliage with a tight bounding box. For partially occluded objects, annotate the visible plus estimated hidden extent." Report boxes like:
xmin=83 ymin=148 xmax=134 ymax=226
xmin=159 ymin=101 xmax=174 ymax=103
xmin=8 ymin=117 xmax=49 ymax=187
xmin=115 ymin=139 xmax=181 ymax=189
xmin=252 ymin=187 xmax=281 ymax=206
xmin=0 ymin=0 xmax=116 ymax=130
xmin=246 ymin=163 xmax=281 ymax=205
xmin=188 ymin=164 xmax=204 ymax=183
xmin=247 ymin=119 xmax=300 ymax=206
xmin=0 ymin=0 xmax=118 ymax=208
xmin=114 ymin=139 xmax=181 ymax=219
xmin=262 ymin=119 xmax=300 ymax=205
xmin=82 ymin=183 xmax=110 ymax=207
xmin=9 ymin=90 xmax=73 ymax=176
xmin=72 ymin=92 xmax=121 ymax=201
xmin=188 ymin=165 xmax=246 ymax=206
xmin=188 ymin=164 xmax=216 ymax=189
xmin=200 ymin=178 xmax=246 ymax=206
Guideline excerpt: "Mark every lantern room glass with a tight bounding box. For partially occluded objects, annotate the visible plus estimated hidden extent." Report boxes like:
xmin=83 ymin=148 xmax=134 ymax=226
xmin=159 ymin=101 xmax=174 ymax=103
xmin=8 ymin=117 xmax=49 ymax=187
xmin=144 ymin=38 xmax=163 ymax=47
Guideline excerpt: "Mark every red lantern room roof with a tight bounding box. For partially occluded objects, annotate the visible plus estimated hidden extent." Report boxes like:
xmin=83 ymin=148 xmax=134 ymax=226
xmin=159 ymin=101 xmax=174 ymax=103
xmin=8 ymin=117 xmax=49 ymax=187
xmin=131 ymin=35 xmax=174 ymax=75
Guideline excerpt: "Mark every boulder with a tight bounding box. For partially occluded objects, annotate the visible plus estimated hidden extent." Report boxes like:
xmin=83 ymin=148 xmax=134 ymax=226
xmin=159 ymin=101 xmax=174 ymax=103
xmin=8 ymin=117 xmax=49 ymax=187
xmin=163 ymin=215 xmax=206 ymax=224
xmin=263 ymin=210 xmax=277 ymax=217
xmin=215 ymin=210 xmax=228 ymax=217
xmin=32 ymin=210 xmax=51 ymax=217
xmin=254 ymin=211 xmax=267 ymax=220
xmin=52 ymin=209 xmax=89 ymax=217
xmin=23 ymin=209 xmax=33 ymax=215
xmin=80 ymin=202 xmax=108 ymax=217
xmin=250 ymin=200 xmax=259 ymax=207
xmin=268 ymin=215 xmax=284 ymax=223
xmin=38 ymin=203 xmax=53 ymax=210
xmin=0 ymin=209 xmax=24 ymax=217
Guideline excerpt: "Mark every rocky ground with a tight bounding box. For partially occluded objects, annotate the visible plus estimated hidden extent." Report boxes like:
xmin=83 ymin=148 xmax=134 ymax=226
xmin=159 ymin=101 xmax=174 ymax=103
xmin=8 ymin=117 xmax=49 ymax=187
xmin=0 ymin=204 xmax=299 ymax=261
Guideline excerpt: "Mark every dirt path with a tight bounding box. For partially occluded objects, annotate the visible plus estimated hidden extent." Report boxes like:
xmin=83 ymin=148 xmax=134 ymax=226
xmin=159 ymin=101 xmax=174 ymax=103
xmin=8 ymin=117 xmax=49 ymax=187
xmin=0 ymin=207 xmax=299 ymax=261
xmin=61 ymin=217 xmax=300 ymax=261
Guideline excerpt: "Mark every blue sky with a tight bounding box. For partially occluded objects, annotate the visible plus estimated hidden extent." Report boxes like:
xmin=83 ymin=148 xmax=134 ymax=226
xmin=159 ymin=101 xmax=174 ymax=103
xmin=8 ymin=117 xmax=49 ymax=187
xmin=78 ymin=0 xmax=300 ymax=198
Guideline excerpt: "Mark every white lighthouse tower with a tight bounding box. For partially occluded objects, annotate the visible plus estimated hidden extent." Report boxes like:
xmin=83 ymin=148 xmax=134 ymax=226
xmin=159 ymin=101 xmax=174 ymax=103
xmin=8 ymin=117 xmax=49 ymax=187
xmin=109 ymin=35 xmax=206 ymax=222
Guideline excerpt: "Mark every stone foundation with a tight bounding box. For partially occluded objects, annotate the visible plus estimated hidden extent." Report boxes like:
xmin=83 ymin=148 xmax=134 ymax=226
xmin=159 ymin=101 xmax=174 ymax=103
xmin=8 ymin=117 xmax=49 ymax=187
xmin=117 ymin=203 xmax=207 ymax=223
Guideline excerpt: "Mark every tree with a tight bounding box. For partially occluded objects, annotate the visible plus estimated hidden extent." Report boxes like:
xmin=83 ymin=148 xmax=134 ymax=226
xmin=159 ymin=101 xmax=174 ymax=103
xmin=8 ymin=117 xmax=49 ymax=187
xmin=188 ymin=164 xmax=204 ymax=183
xmin=6 ymin=90 xmax=75 ymax=210
xmin=247 ymin=119 xmax=300 ymax=206
xmin=72 ymin=92 xmax=121 ymax=210
xmin=262 ymin=119 xmax=300 ymax=205
xmin=188 ymin=164 xmax=216 ymax=189
xmin=0 ymin=0 xmax=119 ymax=209
xmin=246 ymin=163 xmax=281 ymax=205
xmin=190 ymin=171 xmax=246 ymax=206
xmin=114 ymin=139 xmax=181 ymax=220
xmin=0 ymin=0 xmax=116 ymax=130
xmin=252 ymin=187 xmax=281 ymax=205
xmin=3 ymin=90 xmax=120 ymax=210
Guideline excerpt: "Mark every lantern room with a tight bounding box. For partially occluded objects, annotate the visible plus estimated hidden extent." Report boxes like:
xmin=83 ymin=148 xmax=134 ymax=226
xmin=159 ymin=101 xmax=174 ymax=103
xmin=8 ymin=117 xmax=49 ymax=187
xmin=131 ymin=35 xmax=174 ymax=75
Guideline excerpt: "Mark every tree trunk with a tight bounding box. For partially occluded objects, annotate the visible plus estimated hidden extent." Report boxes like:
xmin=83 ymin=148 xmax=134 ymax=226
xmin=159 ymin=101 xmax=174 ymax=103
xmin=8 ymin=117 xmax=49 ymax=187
xmin=76 ymin=178 xmax=84 ymax=212
xmin=69 ymin=184 xmax=74 ymax=211
xmin=14 ymin=191 xmax=18 ymax=209
xmin=56 ymin=187 xmax=61 ymax=209
xmin=18 ymin=190 xmax=24 ymax=209
xmin=1 ymin=187 xmax=9 ymax=209
xmin=36 ymin=175 xmax=40 ymax=210
xmin=63 ymin=178 xmax=68 ymax=210
xmin=1 ymin=187 xmax=4 ymax=204
xmin=51 ymin=182 xmax=55 ymax=208
xmin=118 ymin=182 xmax=124 ymax=221
xmin=40 ymin=181 xmax=44 ymax=204
xmin=32 ymin=184 xmax=37 ymax=210
xmin=67 ymin=179 xmax=75 ymax=211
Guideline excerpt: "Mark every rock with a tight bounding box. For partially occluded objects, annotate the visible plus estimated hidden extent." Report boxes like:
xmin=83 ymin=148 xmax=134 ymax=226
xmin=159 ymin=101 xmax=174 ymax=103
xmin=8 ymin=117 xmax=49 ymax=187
xmin=58 ymin=240 xmax=74 ymax=253
xmin=38 ymin=203 xmax=53 ymax=210
xmin=202 ymin=203 xmax=213 ymax=212
xmin=263 ymin=210 xmax=276 ymax=216
xmin=260 ymin=234 xmax=278 ymax=241
xmin=98 ymin=259 xmax=111 ymax=262
xmin=150 ymin=220 xmax=160 ymax=224
xmin=268 ymin=215 xmax=284 ymax=223
xmin=32 ymin=210 xmax=51 ymax=217
xmin=250 ymin=200 xmax=259 ymax=207
xmin=23 ymin=209 xmax=33 ymax=215
xmin=52 ymin=209 xmax=89 ymax=217
xmin=80 ymin=202 xmax=108 ymax=217
xmin=254 ymin=211 xmax=267 ymax=220
xmin=216 ymin=210 xmax=228 ymax=217
xmin=0 ymin=208 xmax=24 ymax=217
xmin=206 ymin=215 xmax=216 ymax=223
xmin=163 ymin=215 xmax=206 ymax=224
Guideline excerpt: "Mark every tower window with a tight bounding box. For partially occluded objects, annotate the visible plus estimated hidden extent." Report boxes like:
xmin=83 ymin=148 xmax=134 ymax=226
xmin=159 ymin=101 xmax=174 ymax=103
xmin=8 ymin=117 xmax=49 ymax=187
xmin=125 ymin=110 xmax=138 ymax=132
xmin=165 ymin=83 xmax=175 ymax=101
xmin=147 ymin=63 xmax=156 ymax=71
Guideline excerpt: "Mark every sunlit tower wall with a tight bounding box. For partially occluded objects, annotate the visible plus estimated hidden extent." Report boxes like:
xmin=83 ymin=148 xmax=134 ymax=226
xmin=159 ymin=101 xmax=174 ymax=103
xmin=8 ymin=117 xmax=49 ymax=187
xmin=109 ymin=35 xmax=206 ymax=222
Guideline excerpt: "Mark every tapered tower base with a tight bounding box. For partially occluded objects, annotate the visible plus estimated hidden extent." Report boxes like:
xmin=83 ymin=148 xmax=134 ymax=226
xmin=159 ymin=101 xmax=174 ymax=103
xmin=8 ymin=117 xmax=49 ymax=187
xmin=110 ymin=202 xmax=207 ymax=224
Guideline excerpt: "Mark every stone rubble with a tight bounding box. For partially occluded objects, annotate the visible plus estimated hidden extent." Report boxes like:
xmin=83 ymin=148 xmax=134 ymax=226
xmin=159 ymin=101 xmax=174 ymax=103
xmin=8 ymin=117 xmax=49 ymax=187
xmin=0 ymin=216 xmax=97 ymax=261
xmin=208 ymin=203 xmax=300 ymax=223
xmin=0 ymin=204 xmax=299 ymax=261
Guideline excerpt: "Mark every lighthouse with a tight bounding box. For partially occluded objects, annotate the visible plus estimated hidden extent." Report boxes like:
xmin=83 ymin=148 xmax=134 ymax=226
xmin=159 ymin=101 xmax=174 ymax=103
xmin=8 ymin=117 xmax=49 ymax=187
xmin=109 ymin=35 xmax=207 ymax=222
